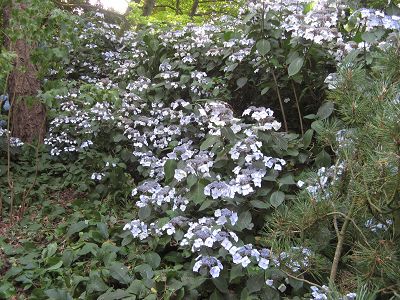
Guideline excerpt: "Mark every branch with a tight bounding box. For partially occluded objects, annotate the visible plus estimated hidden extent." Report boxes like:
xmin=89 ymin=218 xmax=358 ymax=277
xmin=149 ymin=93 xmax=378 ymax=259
xmin=53 ymin=1 xmax=126 ymax=18
xmin=271 ymin=70 xmax=288 ymax=132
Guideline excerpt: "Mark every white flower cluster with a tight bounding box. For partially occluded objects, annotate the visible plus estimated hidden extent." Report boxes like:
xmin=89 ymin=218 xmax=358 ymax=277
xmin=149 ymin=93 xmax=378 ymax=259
xmin=301 ymin=164 xmax=345 ymax=199
xmin=310 ymin=285 xmax=357 ymax=300
xmin=364 ymin=218 xmax=393 ymax=233
xmin=0 ymin=128 xmax=24 ymax=147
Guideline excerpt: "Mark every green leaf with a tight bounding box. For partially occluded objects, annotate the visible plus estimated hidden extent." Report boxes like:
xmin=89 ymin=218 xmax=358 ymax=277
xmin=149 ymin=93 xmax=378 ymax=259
xmin=0 ymin=282 xmax=16 ymax=299
xmin=187 ymin=174 xmax=197 ymax=189
xmin=134 ymin=264 xmax=154 ymax=279
xmin=250 ymin=200 xmax=270 ymax=209
xmin=127 ymin=280 xmax=146 ymax=295
xmin=236 ymin=77 xmax=248 ymax=89
xmin=138 ymin=205 xmax=151 ymax=219
xmin=246 ymin=275 xmax=264 ymax=293
xmin=237 ymin=211 xmax=253 ymax=230
xmin=46 ymin=260 xmax=63 ymax=271
xmin=164 ymin=159 xmax=177 ymax=183
xmin=87 ymin=275 xmax=108 ymax=293
xmin=45 ymin=289 xmax=73 ymax=300
xmin=109 ymin=262 xmax=132 ymax=285
xmin=315 ymin=150 xmax=331 ymax=168
xmin=288 ymin=277 xmax=304 ymax=291
xmin=199 ymin=200 xmax=214 ymax=211
xmin=302 ymin=129 xmax=314 ymax=148
xmin=143 ymin=252 xmax=161 ymax=269
xmin=229 ymin=264 xmax=243 ymax=282
xmin=212 ymin=277 xmax=228 ymax=294
xmin=66 ymin=221 xmax=89 ymax=238
xmin=200 ymin=135 xmax=219 ymax=151
xmin=113 ymin=134 xmax=125 ymax=143
xmin=46 ymin=242 xmax=58 ymax=258
xmin=317 ymin=101 xmax=334 ymax=120
xmin=270 ymin=191 xmax=285 ymax=208
xmin=261 ymin=86 xmax=270 ymax=95
xmin=278 ymin=174 xmax=296 ymax=186
xmin=361 ymin=29 xmax=384 ymax=43
xmin=225 ymin=63 xmax=238 ymax=72
xmin=256 ymin=39 xmax=271 ymax=56
xmin=288 ymin=56 xmax=304 ymax=77
xmin=311 ymin=120 xmax=324 ymax=134
xmin=190 ymin=181 xmax=206 ymax=204
xmin=303 ymin=1 xmax=316 ymax=13
xmin=98 ymin=289 xmax=132 ymax=300
xmin=97 ymin=222 xmax=109 ymax=239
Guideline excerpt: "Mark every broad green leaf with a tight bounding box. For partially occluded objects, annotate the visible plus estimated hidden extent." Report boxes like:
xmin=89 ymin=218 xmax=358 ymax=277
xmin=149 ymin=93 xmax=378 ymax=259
xmin=317 ymin=101 xmax=334 ymax=120
xmin=97 ymin=222 xmax=109 ymax=239
xmin=237 ymin=211 xmax=253 ymax=230
xmin=236 ymin=77 xmax=247 ymax=88
xmin=138 ymin=206 xmax=151 ymax=220
xmin=278 ymin=174 xmax=296 ymax=186
xmin=246 ymin=275 xmax=264 ymax=293
xmin=250 ymin=200 xmax=270 ymax=209
xmin=143 ymin=252 xmax=161 ymax=269
xmin=62 ymin=249 xmax=74 ymax=267
xmin=127 ymin=280 xmax=146 ymax=295
xmin=134 ymin=264 xmax=154 ymax=279
xmin=302 ymin=129 xmax=314 ymax=148
xmin=190 ymin=181 xmax=206 ymax=204
xmin=256 ymin=39 xmax=271 ymax=56
xmin=200 ymin=136 xmax=219 ymax=151
xmin=87 ymin=275 xmax=108 ymax=293
xmin=311 ymin=120 xmax=324 ymax=134
xmin=288 ymin=277 xmax=304 ymax=290
xmin=187 ymin=174 xmax=197 ymax=189
xmin=288 ymin=56 xmax=304 ymax=77
xmin=199 ymin=200 xmax=214 ymax=211
xmin=46 ymin=260 xmax=63 ymax=271
xmin=0 ymin=282 xmax=16 ymax=299
xmin=225 ymin=63 xmax=238 ymax=72
xmin=66 ymin=221 xmax=88 ymax=238
xmin=164 ymin=159 xmax=177 ymax=183
xmin=229 ymin=264 xmax=243 ymax=282
xmin=45 ymin=289 xmax=72 ymax=300
xmin=212 ymin=277 xmax=228 ymax=293
xmin=270 ymin=191 xmax=285 ymax=208
xmin=261 ymin=86 xmax=270 ymax=95
xmin=46 ymin=242 xmax=58 ymax=258
xmin=98 ymin=289 xmax=132 ymax=300
xmin=109 ymin=262 xmax=132 ymax=285
xmin=315 ymin=150 xmax=331 ymax=168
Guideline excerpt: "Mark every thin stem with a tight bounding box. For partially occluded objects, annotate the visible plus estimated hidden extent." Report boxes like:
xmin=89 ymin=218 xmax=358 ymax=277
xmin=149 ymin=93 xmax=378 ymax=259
xmin=291 ymin=80 xmax=304 ymax=135
xmin=271 ymin=70 xmax=288 ymax=131
xmin=7 ymin=93 xmax=15 ymax=222
xmin=282 ymin=270 xmax=322 ymax=289
xmin=18 ymin=114 xmax=46 ymax=219
xmin=326 ymin=211 xmax=370 ymax=247
xmin=329 ymin=197 xmax=356 ymax=283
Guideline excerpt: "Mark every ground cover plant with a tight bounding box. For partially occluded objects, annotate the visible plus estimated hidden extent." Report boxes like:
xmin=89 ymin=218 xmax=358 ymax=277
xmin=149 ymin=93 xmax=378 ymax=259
xmin=1 ymin=0 xmax=400 ymax=299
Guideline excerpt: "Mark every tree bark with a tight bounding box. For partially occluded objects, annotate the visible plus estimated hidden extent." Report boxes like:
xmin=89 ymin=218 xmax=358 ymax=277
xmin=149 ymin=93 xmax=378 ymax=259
xmin=3 ymin=3 xmax=46 ymax=143
xmin=143 ymin=0 xmax=156 ymax=16
xmin=190 ymin=0 xmax=199 ymax=18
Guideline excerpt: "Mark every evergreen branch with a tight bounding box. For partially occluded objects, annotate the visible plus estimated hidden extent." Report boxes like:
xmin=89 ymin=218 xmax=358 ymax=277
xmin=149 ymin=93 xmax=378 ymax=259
xmin=282 ymin=270 xmax=323 ymax=289
xmin=326 ymin=211 xmax=371 ymax=247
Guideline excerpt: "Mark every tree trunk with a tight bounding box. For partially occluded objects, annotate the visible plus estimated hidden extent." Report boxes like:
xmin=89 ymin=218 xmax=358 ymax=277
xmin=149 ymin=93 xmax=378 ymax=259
xmin=3 ymin=3 xmax=46 ymax=143
xmin=143 ymin=0 xmax=156 ymax=16
xmin=190 ymin=0 xmax=199 ymax=18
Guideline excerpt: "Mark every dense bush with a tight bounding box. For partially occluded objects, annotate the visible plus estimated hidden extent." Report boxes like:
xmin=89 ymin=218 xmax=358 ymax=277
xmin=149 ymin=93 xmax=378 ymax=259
xmin=1 ymin=0 xmax=400 ymax=299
